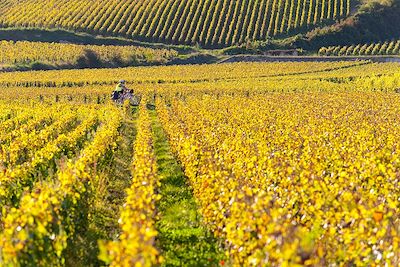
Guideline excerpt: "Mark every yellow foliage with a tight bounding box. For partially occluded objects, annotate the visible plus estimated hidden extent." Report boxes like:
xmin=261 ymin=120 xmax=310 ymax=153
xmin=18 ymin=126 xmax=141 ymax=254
xmin=99 ymin=101 xmax=161 ymax=266
xmin=157 ymin=91 xmax=400 ymax=266
xmin=1 ymin=61 xmax=400 ymax=266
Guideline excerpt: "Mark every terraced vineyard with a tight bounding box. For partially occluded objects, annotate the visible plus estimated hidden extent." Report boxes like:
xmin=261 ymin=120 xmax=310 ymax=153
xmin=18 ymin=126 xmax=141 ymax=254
xmin=0 ymin=0 xmax=353 ymax=47
xmin=0 ymin=62 xmax=400 ymax=266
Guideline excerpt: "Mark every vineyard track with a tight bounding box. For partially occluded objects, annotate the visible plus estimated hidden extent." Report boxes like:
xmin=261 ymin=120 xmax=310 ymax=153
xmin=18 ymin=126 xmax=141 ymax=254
xmin=150 ymin=109 xmax=225 ymax=266
xmin=83 ymin=106 xmax=138 ymax=266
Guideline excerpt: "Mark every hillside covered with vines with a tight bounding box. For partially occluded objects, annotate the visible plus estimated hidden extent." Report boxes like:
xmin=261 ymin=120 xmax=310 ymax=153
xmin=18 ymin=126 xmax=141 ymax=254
xmin=0 ymin=0 xmax=354 ymax=48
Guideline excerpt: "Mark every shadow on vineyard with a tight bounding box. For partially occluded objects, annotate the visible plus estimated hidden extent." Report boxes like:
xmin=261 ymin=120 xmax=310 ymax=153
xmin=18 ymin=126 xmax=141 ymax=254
xmin=150 ymin=110 xmax=226 ymax=266
xmin=6 ymin=48 xmax=181 ymax=72
xmin=0 ymin=28 xmax=190 ymax=49
xmin=298 ymin=0 xmax=400 ymax=50
xmin=66 ymin=107 xmax=138 ymax=267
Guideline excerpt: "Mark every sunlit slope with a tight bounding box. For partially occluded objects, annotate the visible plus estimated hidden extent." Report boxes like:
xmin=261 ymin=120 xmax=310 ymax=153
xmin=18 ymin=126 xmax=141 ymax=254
xmin=0 ymin=0 xmax=352 ymax=47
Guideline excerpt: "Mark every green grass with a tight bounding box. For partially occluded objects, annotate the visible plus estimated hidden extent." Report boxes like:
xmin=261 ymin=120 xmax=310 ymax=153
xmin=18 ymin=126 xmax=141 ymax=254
xmin=150 ymin=110 xmax=225 ymax=267
xmin=90 ymin=106 xmax=138 ymax=238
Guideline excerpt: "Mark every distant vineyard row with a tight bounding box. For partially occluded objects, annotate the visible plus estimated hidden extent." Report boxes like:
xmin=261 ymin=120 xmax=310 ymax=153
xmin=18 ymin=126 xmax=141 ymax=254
xmin=0 ymin=40 xmax=177 ymax=65
xmin=0 ymin=0 xmax=351 ymax=47
xmin=319 ymin=41 xmax=400 ymax=56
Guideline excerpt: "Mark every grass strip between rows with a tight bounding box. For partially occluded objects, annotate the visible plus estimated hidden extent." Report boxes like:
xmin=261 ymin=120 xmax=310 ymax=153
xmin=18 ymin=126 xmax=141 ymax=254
xmin=150 ymin=109 xmax=225 ymax=267
xmin=79 ymin=106 xmax=138 ymax=266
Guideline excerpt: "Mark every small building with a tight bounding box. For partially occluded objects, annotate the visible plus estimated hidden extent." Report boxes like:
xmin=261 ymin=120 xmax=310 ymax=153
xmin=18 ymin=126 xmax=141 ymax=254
xmin=264 ymin=49 xmax=299 ymax=56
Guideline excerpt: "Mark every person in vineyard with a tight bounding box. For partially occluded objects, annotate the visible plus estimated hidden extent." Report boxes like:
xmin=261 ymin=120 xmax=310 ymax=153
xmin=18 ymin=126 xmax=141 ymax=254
xmin=111 ymin=80 xmax=126 ymax=102
xmin=112 ymin=80 xmax=139 ymax=105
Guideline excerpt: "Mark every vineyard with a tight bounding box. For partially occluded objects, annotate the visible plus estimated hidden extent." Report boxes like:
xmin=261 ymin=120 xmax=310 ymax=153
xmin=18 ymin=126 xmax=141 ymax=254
xmin=319 ymin=41 xmax=400 ymax=56
xmin=0 ymin=0 xmax=353 ymax=47
xmin=0 ymin=62 xmax=400 ymax=266
xmin=0 ymin=40 xmax=177 ymax=66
